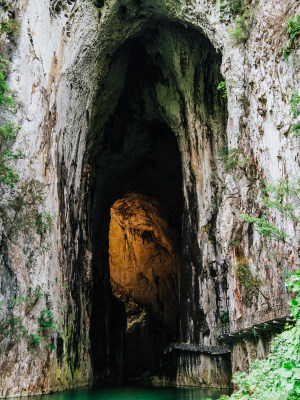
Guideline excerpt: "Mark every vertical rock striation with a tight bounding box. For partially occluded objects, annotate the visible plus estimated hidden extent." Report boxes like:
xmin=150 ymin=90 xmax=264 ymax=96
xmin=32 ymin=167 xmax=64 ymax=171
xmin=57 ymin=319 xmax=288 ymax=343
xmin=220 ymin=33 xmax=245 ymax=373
xmin=0 ymin=0 xmax=299 ymax=396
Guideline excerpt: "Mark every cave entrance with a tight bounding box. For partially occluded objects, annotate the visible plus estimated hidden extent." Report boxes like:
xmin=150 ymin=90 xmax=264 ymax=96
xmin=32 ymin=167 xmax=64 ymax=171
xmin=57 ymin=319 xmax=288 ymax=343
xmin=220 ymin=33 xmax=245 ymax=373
xmin=89 ymin=112 xmax=183 ymax=385
xmin=87 ymin=19 xmax=227 ymax=386
xmin=109 ymin=193 xmax=180 ymax=380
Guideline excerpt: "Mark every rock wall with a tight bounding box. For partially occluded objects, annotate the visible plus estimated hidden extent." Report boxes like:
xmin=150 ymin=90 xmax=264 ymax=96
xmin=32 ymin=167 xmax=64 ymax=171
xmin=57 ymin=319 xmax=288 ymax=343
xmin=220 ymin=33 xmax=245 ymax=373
xmin=175 ymin=352 xmax=231 ymax=388
xmin=0 ymin=0 xmax=299 ymax=396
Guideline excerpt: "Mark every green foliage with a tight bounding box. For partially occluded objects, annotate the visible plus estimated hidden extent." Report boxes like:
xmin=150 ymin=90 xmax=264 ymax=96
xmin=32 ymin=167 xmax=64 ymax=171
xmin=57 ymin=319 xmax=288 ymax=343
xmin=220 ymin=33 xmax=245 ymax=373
xmin=0 ymin=55 xmax=15 ymax=110
xmin=0 ymin=51 xmax=22 ymax=187
xmin=28 ymin=333 xmax=44 ymax=349
xmin=215 ymin=179 xmax=300 ymax=400
xmin=0 ymin=317 xmax=27 ymax=343
xmin=0 ymin=121 xmax=19 ymax=141
xmin=0 ymin=19 xmax=20 ymax=35
xmin=286 ymin=271 xmax=300 ymax=320
xmin=212 ymin=272 xmax=300 ymax=400
xmin=35 ymin=212 xmax=54 ymax=236
xmin=217 ymin=81 xmax=227 ymax=98
xmin=229 ymin=9 xmax=254 ymax=44
xmin=0 ymin=122 xmax=22 ymax=187
xmin=0 ymin=32 xmax=53 ymax=237
xmin=0 ymin=55 xmax=53 ymax=236
xmin=224 ymin=148 xmax=240 ymax=171
xmin=7 ymin=294 xmax=29 ymax=310
xmin=286 ymin=15 xmax=300 ymax=43
xmin=240 ymin=214 xmax=290 ymax=241
xmin=0 ymin=288 xmax=60 ymax=351
xmin=38 ymin=310 xmax=58 ymax=332
xmin=281 ymin=15 xmax=300 ymax=62
xmin=218 ymin=147 xmax=243 ymax=171
xmin=227 ymin=0 xmax=248 ymax=16
xmin=234 ymin=258 xmax=266 ymax=302
xmin=0 ymin=286 xmax=51 ymax=347
xmin=289 ymin=92 xmax=300 ymax=120
xmin=289 ymin=91 xmax=300 ymax=138
xmin=262 ymin=180 xmax=300 ymax=222
xmin=28 ymin=310 xmax=60 ymax=351
xmin=3 ymin=287 xmax=48 ymax=312
xmin=227 ymin=180 xmax=300 ymax=399
xmin=218 ymin=144 xmax=255 ymax=176
xmin=29 ymin=334 xmax=57 ymax=351
xmin=291 ymin=124 xmax=300 ymax=137
xmin=219 ymin=0 xmax=254 ymax=44
xmin=46 ymin=342 xmax=57 ymax=351
xmin=220 ymin=0 xmax=249 ymax=21
xmin=229 ymin=240 xmax=241 ymax=245
xmin=220 ymin=311 xmax=229 ymax=323
xmin=240 ymin=178 xmax=300 ymax=250
xmin=0 ymin=179 xmax=54 ymax=240
xmin=0 ymin=19 xmax=57 ymax=354
xmin=236 ymin=258 xmax=261 ymax=292
xmin=32 ymin=286 xmax=46 ymax=300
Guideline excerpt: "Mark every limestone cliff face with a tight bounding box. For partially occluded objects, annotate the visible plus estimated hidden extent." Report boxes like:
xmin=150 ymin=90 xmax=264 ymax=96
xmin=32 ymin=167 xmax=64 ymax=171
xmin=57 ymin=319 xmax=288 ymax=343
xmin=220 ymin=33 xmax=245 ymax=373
xmin=0 ymin=0 xmax=299 ymax=396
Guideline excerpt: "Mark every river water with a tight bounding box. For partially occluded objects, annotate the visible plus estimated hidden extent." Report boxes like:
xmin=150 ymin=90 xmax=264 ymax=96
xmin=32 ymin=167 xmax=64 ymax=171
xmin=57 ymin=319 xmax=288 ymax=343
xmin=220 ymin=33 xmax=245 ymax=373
xmin=17 ymin=387 xmax=231 ymax=400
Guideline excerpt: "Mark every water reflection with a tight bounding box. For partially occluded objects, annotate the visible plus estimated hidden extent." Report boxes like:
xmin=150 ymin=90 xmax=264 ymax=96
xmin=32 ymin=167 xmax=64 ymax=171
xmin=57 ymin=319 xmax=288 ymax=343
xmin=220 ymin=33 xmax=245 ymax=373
xmin=16 ymin=386 xmax=231 ymax=400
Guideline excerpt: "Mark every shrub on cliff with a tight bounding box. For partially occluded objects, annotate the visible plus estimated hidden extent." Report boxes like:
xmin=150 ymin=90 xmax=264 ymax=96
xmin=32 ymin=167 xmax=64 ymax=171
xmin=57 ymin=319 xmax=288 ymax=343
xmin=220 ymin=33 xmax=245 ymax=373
xmin=209 ymin=271 xmax=300 ymax=400
xmin=281 ymin=15 xmax=300 ymax=62
xmin=0 ymin=54 xmax=23 ymax=187
xmin=211 ymin=177 xmax=300 ymax=400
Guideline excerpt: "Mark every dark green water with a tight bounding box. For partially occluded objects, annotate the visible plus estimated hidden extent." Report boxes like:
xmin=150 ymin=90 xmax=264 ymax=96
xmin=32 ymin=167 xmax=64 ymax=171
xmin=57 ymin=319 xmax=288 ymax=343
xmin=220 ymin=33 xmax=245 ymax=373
xmin=19 ymin=387 xmax=230 ymax=400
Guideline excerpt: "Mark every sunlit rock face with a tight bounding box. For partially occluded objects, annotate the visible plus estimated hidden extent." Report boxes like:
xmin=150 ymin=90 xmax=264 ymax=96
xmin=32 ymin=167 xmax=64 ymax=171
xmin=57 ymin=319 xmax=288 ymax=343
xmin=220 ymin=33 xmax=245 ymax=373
xmin=109 ymin=193 xmax=179 ymax=331
xmin=0 ymin=0 xmax=299 ymax=396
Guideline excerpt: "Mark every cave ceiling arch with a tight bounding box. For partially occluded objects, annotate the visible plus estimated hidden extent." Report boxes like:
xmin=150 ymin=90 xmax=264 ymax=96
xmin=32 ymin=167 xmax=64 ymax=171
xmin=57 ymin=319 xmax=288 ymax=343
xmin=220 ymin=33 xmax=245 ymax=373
xmin=85 ymin=6 xmax=227 ymax=384
xmin=86 ymin=18 xmax=226 ymax=229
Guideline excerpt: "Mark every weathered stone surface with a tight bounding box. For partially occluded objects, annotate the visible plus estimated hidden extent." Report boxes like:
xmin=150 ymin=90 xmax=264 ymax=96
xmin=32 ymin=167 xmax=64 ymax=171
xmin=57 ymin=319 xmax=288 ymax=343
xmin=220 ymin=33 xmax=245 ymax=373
xmin=0 ymin=0 xmax=299 ymax=396
xmin=175 ymin=352 xmax=232 ymax=388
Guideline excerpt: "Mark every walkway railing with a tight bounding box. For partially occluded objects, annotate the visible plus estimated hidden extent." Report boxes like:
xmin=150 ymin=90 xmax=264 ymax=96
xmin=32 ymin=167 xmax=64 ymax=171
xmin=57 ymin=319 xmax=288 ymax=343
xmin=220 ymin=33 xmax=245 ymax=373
xmin=166 ymin=343 xmax=231 ymax=355
xmin=217 ymin=300 xmax=294 ymax=340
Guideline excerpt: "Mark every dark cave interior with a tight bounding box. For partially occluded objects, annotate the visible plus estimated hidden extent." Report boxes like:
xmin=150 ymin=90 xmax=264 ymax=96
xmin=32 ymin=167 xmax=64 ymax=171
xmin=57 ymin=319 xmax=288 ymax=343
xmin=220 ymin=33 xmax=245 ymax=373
xmin=85 ymin=20 xmax=226 ymax=384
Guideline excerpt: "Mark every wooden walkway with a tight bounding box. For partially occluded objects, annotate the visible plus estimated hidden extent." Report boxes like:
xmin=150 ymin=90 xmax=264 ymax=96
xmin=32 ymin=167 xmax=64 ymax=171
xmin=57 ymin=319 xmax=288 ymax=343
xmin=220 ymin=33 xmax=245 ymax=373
xmin=217 ymin=301 xmax=295 ymax=342
xmin=166 ymin=342 xmax=231 ymax=355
